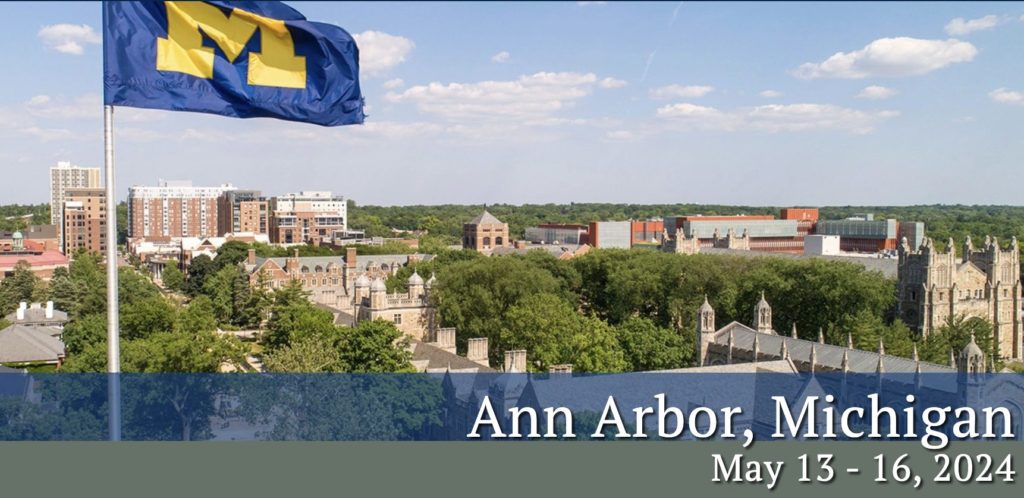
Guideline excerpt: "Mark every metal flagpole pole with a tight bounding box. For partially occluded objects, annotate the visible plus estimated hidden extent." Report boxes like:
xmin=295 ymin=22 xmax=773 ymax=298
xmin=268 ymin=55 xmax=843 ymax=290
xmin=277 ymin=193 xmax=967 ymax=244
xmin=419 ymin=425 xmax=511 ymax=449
xmin=104 ymin=104 xmax=121 ymax=441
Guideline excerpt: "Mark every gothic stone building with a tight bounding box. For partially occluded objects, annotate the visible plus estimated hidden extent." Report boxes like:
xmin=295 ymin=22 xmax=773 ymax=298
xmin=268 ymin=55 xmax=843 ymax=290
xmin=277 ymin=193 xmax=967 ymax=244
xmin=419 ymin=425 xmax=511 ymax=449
xmin=896 ymin=236 xmax=1022 ymax=360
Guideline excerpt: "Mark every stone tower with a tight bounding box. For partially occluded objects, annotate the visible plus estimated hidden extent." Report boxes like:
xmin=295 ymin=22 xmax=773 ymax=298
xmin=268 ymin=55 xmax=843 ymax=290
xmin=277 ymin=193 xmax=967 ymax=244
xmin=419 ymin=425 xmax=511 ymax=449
xmin=754 ymin=291 xmax=773 ymax=333
xmin=369 ymin=277 xmax=387 ymax=309
xmin=696 ymin=296 xmax=716 ymax=366
xmin=897 ymin=236 xmax=1022 ymax=360
xmin=408 ymin=271 xmax=425 ymax=299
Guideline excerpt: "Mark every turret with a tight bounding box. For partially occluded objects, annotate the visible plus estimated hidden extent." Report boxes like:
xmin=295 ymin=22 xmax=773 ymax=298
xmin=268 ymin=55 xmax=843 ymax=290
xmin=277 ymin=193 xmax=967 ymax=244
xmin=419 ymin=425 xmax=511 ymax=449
xmin=408 ymin=270 xmax=425 ymax=299
xmin=369 ymin=277 xmax=387 ymax=309
xmin=696 ymin=296 xmax=716 ymax=366
xmin=754 ymin=291 xmax=772 ymax=333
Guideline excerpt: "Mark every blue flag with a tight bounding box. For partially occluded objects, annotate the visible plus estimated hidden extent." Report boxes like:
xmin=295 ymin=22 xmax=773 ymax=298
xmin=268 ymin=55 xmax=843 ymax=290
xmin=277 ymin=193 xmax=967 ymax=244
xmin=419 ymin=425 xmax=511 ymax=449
xmin=103 ymin=1 xmax=364 ymax=126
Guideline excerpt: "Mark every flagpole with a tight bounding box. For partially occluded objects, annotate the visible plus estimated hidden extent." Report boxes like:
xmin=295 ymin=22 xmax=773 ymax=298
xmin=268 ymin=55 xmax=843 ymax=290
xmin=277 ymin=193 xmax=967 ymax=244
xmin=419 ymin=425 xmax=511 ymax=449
xmin=104 ymin=103 xmax=121 ymax=441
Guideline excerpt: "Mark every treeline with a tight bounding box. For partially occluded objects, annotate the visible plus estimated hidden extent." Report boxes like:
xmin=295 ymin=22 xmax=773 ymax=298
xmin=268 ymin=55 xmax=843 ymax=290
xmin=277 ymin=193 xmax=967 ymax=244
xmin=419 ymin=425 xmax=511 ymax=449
xmin=348 ymin=202 xmax=1024 ymax=252
xmin=387 ymin=248 xmax=1000 ymax=372
xmin=0 ymin=204 xmax=49 ymax=232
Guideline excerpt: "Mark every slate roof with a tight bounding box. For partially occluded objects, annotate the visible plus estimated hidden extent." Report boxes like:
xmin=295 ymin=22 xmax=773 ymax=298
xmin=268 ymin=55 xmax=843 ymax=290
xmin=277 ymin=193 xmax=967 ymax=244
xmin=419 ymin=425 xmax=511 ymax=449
xmin=409 ymin=339 xmax=495 ymax=373
xmin=5 ymin=306 xmax=68 ymax=326
xmin=467 ymin=211 xmax=504 ymax=226
xmin=248 ymin=253 xmax=433 ymax=274
xmin=0 ymin=325 xmax=65 ymax=364
xmin=711 ymin=321 xmax=958 ymax=391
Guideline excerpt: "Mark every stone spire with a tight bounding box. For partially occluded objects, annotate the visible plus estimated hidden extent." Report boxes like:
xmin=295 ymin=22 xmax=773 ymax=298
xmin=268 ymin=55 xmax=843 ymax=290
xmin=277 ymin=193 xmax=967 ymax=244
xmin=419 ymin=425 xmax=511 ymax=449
xmin=780 ymin=338 xmax=789 ymax=360
xmin=847 ymin=332 xmax=853 ymax=349
xmin=912 ymin=342 xmax=919 ymax=362
xmin=791 ymin=323 xmax=798 ymax=339
xmin=809 ymin=344 xmax=817 ymax=373
xmin=949 ymin=348 xmax=956 ymax=368
xmin=818 ymin=328 xmax=825 ymax=345
xmin=876 ymin=354 xmax=885 ymax=374
xmin=754 ymin=291 xmax=772 ymax=333
xmin=878 ymin=337 xmax=885 ymax=356
xmin=841 ymin=350 xmax=849 ymax=373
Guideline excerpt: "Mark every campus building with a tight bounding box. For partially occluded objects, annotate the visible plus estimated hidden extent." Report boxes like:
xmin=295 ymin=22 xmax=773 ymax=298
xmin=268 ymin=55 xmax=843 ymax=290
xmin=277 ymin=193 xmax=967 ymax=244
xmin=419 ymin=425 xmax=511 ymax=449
xmin=62 ymin=188 xmax=107 ymax=255
xmin=49 ymin=161 xmax=101 ymax=249
xmin=217 ymin=190 xmax=268 ymax=236
xmin=268 ymin=191 xmax=347 ymax=245
xmin=896 ymin=236 xmax=1022 ymax=360
xmin=128 ymin=180 xmax=235 ymax=239
xmin=462 ymin=211 xmax=510 ymax=253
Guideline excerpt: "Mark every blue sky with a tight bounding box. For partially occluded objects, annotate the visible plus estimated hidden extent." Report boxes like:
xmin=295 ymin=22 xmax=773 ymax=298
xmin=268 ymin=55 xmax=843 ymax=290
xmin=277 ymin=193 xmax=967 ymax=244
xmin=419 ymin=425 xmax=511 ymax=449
xmin=3 ymin=1 xmax=1024 ymax=206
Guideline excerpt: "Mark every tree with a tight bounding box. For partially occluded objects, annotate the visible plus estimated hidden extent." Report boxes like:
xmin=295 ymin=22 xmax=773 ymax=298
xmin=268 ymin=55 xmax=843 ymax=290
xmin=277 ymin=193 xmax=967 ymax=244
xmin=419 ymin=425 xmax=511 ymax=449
xmin=616 ymin=316 xmax=691 ymax=371
xmin=263 ymin=334 xmax=344 ymax=372
xmin=0 ymin=261 xmax=46 ymax=314
xmin=212 ymin=240 xmax=252 ymax=268
xmin=120 ymin=296 xmax=177 ymax=340
xmin=262 ymin=280 xmax=336 ymax=350
xmin=338 ymin=320 xmax=414 ymax=373
xmin=61 ymin=313 xmax=107 ymax=355
xmin=499 ymin=293 xmax=627 ymax=373
xmin=920 ymin=315 xmax=996 ymax=366
xmin=184 ymin=255 xmax=216 ymax=296
xmin=62 ymin=331 xmax=245 ymax=373
xmin=176 ymin=295 xmax=218 ymax=334
xmin=161 ymin=261 xmax=184 ymax=292
xmin=433 ymin=255 xmax=567 ymax=354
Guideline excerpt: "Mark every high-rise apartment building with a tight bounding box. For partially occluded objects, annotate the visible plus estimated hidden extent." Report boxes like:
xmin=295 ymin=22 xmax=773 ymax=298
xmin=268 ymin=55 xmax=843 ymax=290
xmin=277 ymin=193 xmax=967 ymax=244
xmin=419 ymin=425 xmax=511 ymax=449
xmin=63 ymin=188 xmax=107 ymax=255
xmin=217 ymin=190 xmax=268 ymax=236
xmin=128 ymin=180 xmax=235 ymax=239
xmin=49 ymin=161 xmax=101 ymax=250
xmin=268 ymin=191 xmax=347 ymax=245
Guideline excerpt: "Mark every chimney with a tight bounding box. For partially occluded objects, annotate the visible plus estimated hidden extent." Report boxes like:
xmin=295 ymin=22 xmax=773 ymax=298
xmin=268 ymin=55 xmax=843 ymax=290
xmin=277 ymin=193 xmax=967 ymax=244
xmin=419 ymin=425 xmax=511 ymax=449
xmin=504 ymin=350 xmax=527 ymax=373
xmin=549 ymin=364 xmax=573 ymax=374
xmin=346 ymin=247 xmax=357 ymax=269
xmin=434 ymin=328 xmax=456 ymax=354
xmin=467 ymin=338 xmax=489 ymax=367
xmin=247 ymin=248 xmax=256 ymax=265
xmin=15 ymin=304 xmax=25 ymax=321
xmin=45 ymin=301 xmax=54 ymax=319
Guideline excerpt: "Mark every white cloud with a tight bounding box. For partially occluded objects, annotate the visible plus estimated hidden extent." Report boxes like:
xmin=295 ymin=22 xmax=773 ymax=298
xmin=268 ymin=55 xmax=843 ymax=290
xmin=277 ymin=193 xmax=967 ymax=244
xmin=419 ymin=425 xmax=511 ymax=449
xmin=605 ymin=130 xmax=635 ymax=141
xmin=856 ymin=85 xmax=897 ymax=100
xmin=945 ymin=15 xmax=1001 ymax=35
xmin=759 ymin=90 xmax=783 ymax=98
xmin=352 ymin=31 xmax=414 ymax=77
xmin=989 ymin=88 xmax=1024 ymax=105
xmin=491 ymin=51 xmax=510 ymax=63
xmin=383 ymin=78 xmax=405 ymax=89
xmin=649 ymin=84 xmax=714 ymax=99
xmin=794 ymin=37 xmax=977 ymax=79
xmin=38 ymin=23 xmax=100 ymax=55
xmin=598 ymin=77 xmax=628 ymax=89
xmin=24 ymin=94 xmax=99 ymax=119
xmin=385 ymin=71 xmax=621 ymax=121
xmin=656 ymin=102 xmax=898 ymax=134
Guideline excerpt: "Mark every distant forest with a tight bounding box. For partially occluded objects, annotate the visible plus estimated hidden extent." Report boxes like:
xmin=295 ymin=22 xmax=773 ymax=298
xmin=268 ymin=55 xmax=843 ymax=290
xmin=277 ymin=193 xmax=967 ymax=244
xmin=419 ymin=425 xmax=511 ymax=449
xmin=348 ymin=202 xmax=1024 ymax=252
xmin=4 ymin=202 xmax=1023 ymax=255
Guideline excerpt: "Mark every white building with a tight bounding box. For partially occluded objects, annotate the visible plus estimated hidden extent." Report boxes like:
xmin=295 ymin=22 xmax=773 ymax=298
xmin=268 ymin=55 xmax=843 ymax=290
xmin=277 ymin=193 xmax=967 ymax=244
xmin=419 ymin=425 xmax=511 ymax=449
xmin=804 ymin=235 xmax=841 ymax=256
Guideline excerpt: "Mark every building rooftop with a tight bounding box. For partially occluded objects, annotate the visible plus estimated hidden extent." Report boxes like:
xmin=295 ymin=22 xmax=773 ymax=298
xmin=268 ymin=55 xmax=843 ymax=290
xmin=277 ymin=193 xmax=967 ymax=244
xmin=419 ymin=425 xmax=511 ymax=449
xmin=0 ymin=324 xmax=65 ymax=364
xmin=467 ymin=210 xmax=504 ymax=226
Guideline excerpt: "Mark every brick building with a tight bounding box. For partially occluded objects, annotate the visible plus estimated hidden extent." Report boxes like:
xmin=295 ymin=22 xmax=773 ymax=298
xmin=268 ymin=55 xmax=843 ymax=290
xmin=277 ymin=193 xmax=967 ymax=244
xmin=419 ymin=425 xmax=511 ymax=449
xmin=128 ymin=180 xmax=235 ymax=239
xmin=49 ymin=161 xmax=101 ymax=249
xmin=462 ymin=211 xmax=510 ymax=253
xmin=268 ymin=191 xmax=347 ymax=245
xmin=217 ymin=190 xmax=268 ymax=236
xmin=62 ymin=188 xmax=106 ymax=255
xmin=0 ymin=232 xmax=69 ymax=282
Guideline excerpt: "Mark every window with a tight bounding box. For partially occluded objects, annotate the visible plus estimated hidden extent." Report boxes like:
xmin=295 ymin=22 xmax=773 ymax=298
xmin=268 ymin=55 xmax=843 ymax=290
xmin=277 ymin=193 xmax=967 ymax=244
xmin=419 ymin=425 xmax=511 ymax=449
xmin=393 ymin=314 xmax=402 ymax=325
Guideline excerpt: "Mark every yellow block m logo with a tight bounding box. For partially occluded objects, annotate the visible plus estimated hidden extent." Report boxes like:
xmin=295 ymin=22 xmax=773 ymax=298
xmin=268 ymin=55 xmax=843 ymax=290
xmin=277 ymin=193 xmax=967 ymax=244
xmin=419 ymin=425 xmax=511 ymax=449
xmin=156 ymin=1 xmax=306 ymax=89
